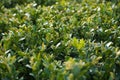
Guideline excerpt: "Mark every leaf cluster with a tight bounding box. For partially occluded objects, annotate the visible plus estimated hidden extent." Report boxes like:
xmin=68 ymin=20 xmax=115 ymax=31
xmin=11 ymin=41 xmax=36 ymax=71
xmin=0 ymin=0 xmax=120 ymax=80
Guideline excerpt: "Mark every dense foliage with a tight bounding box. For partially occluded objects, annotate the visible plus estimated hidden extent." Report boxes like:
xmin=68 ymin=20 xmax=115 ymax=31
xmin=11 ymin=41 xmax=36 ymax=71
xmin=0 ymin=0 xmax=120 ymax=80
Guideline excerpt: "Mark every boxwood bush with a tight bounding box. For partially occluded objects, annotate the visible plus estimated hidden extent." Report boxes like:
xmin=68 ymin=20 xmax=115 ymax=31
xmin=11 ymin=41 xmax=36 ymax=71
xmin=0 ymin=0 xmax=120 ymax=80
